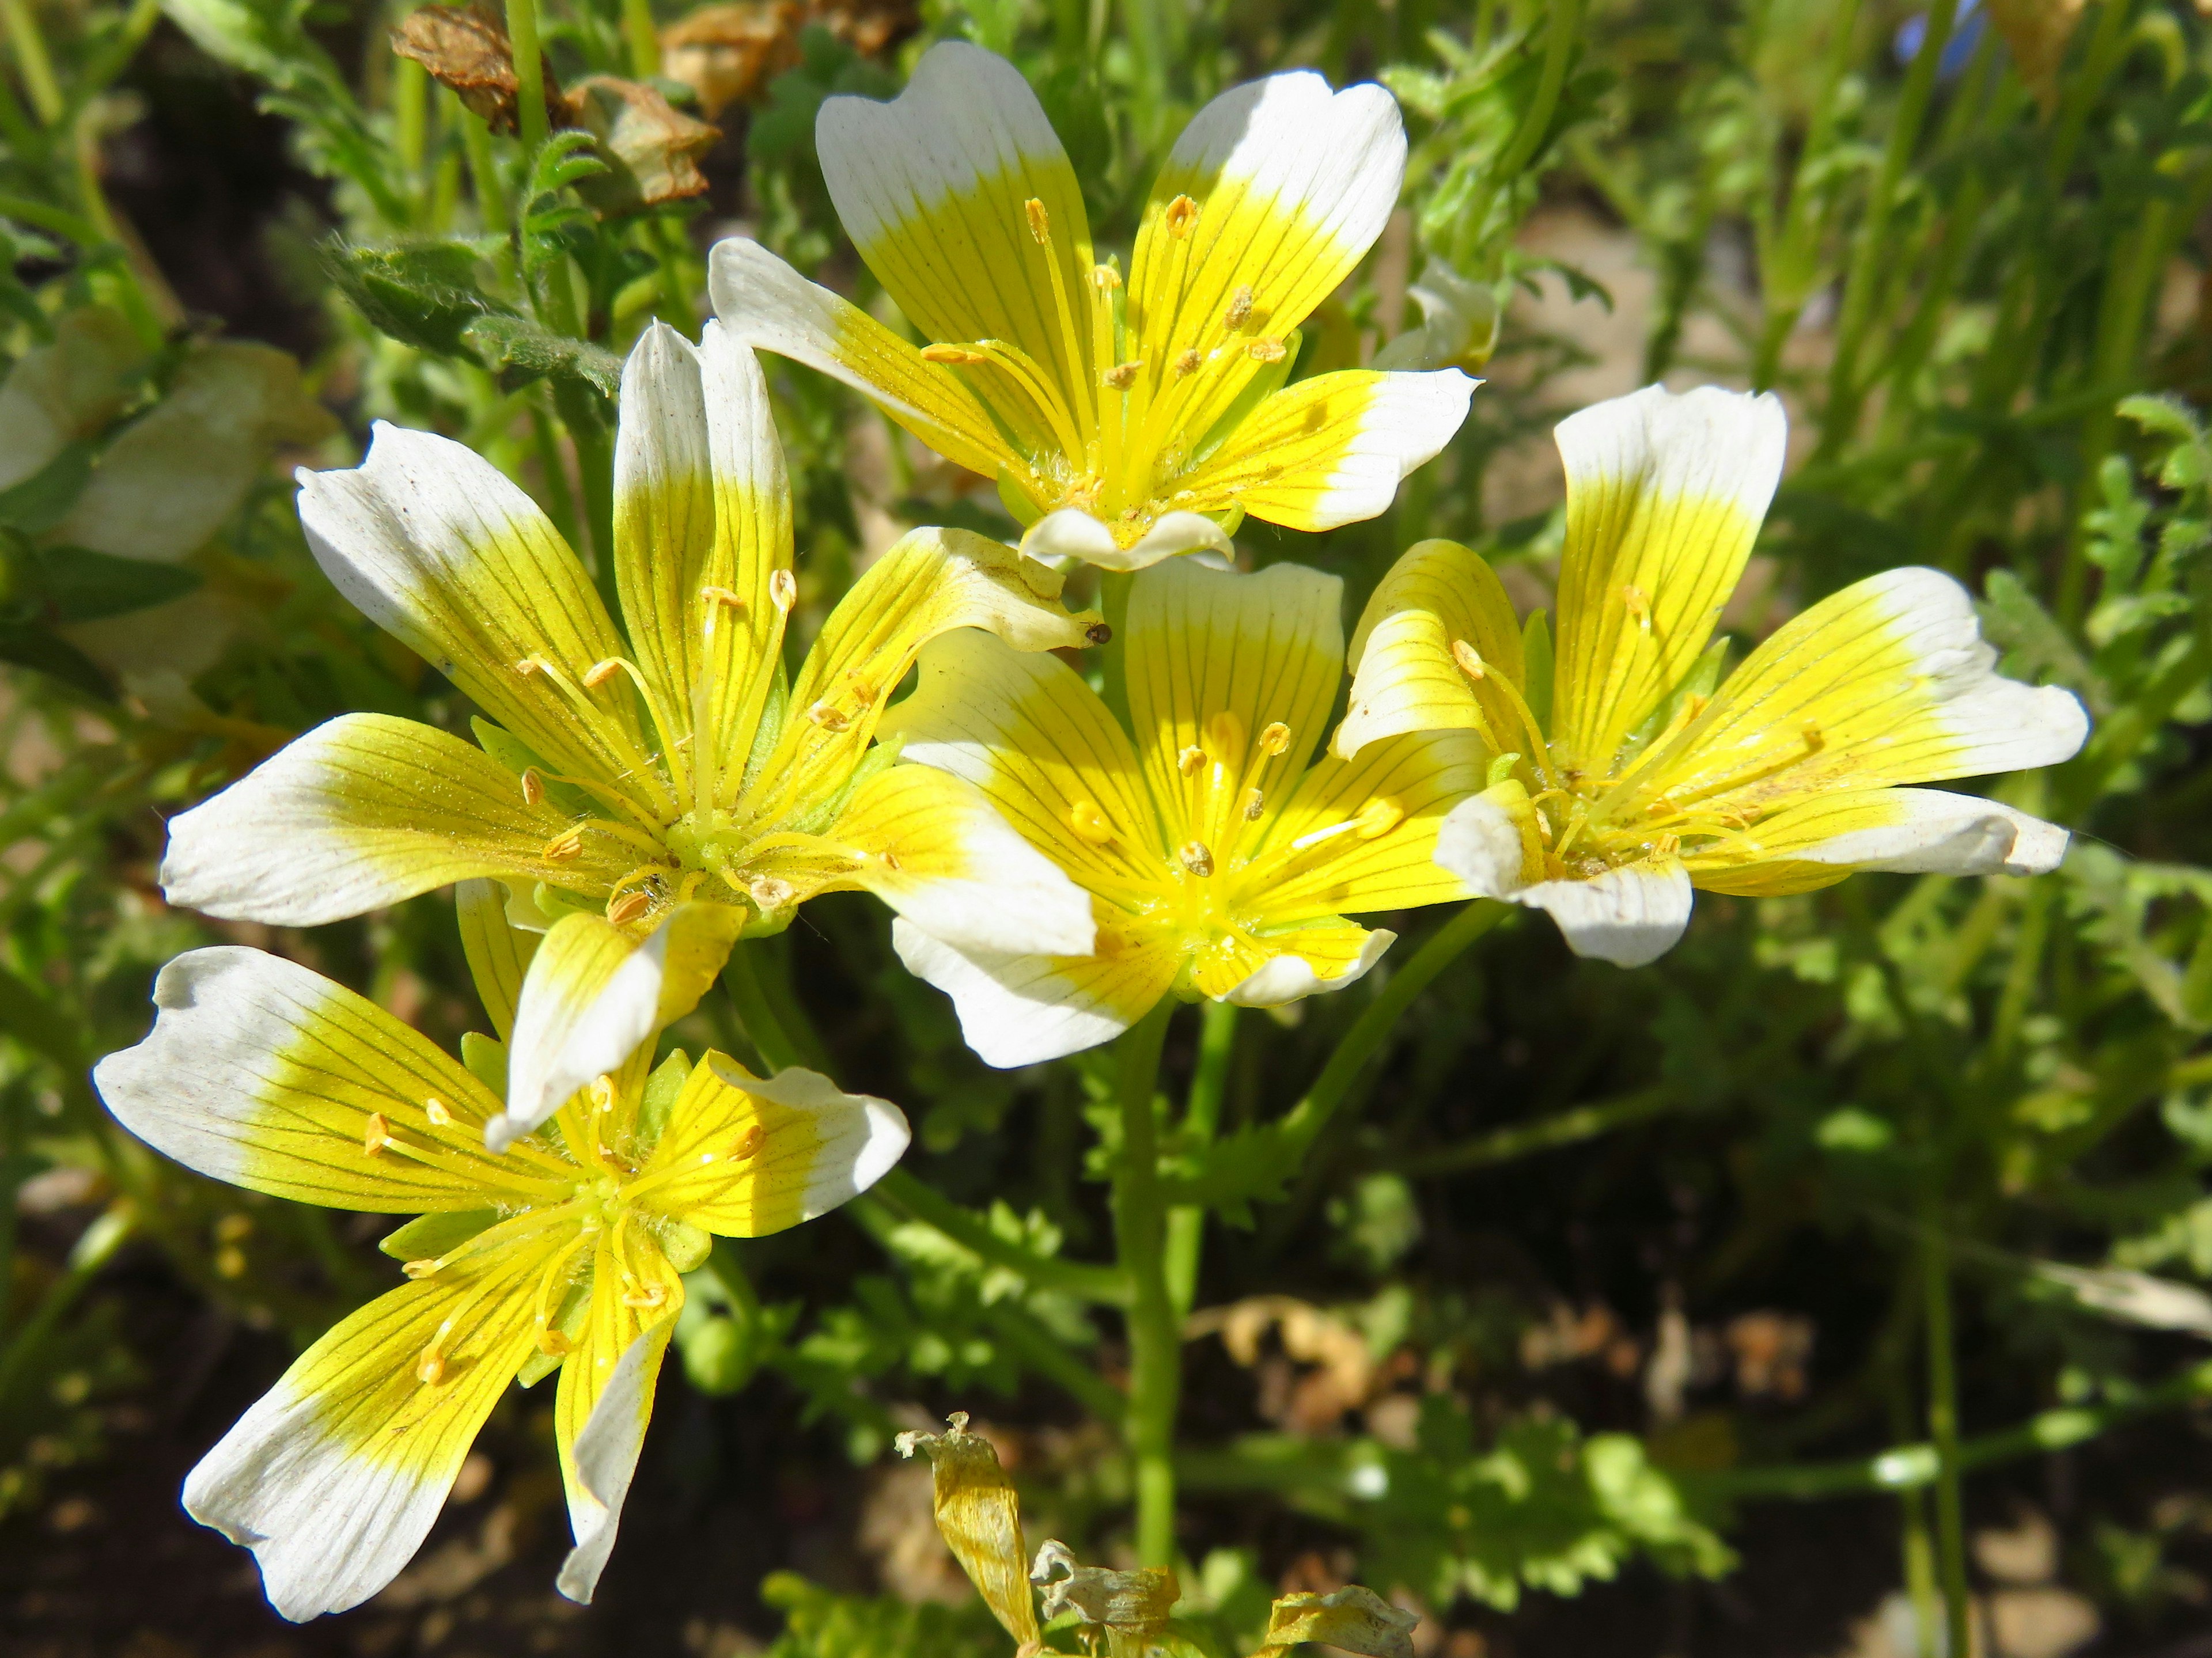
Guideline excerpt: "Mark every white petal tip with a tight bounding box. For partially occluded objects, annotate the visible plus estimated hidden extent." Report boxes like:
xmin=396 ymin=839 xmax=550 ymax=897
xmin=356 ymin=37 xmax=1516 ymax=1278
xmin=1432 ymin=796 xmax=1528 ymax=897
xmin=1021 ymin=507 xmax=1232 ymax=572
xmin=1222 ymin=929 xmax=1396 ymax=1007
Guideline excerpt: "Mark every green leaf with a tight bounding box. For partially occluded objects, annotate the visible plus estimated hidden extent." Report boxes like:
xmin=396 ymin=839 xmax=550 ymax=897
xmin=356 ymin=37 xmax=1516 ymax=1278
xmin=325 ymin=237 xmax=507 ymax=359
xmin=0 ymin=621 xmax=112 ymax=700
xmin=27 ymin=546 xmax=201 ymax=622
xmin=1979 ymin=569 xmax=2107 ymax=716
xmin=0 ymin=442 xmax=96 ymax=534
xmin=460 ymin=313 xmax=622 ymax=398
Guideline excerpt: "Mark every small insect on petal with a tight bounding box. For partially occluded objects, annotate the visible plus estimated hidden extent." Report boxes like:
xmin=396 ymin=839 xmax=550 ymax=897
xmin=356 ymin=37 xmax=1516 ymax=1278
xmin=362 ymin=1112 xmax=392 ymax=1155
xmin=1224 ymin=286 xmax=1255 ymax=329
xmin=425 ymin=1097 xmax=453 ymax=1126
xmin=1802 ymin=722 xmax=1825 ymax=752
xmin=1245 ymin=338 xmax=1287 ymax=363
xmin=1024 ymin=198 xmax=1050 ymax=244
xmin=1165 ymin=194 xmax=1199 ymax=237
xmin=608 ymin=889 xmax=653 ymax=926
xmin=1180 ymin=840 xmax=1215 ymax=877
xmin=770 ymin=570 xmax=797 ymax=613
xmin=1450 ymin=639 xmax=1487 ymax=680
xmin=1086 ymin=621 xmax=1113 ymax=646
xmin=1068 ymin=799 xmax=1116 ymax=845
xmin=521 ymin=769 xmax=545 ymax=807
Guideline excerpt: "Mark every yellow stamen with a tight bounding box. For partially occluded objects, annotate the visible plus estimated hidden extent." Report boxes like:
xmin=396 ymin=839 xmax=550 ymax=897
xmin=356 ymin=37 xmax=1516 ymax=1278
xmin=1246 ymin=338 xmax=1286 ymax=363
xmin=1451 ymin=639 xmax=1487 ymax=680
xmin=1224 ymin=286 xmax=1254 ymax=329
xmin=1258 ymin=722 xmax=1291 ymax=756
xmin=844 ymin=670 xmax=878 ymax=705
xmin=1802 ymin=721 xmax=1826 ymax=752
xmin=544 ymin=830 xmax=584 ymax=863
xmin=1173 ymin=348 xmax=1201 ymax=378
xmin=1241 ymin=787 xmax=1265 ymax=821
xmin=1180 ymin=840 xmax=1215 ymax=877
xmin=727 ymin=1123 xmax=765 ymax=1162
xmin=362 ymin=1112 xmax=392 ymax=1155
xmin=402 ymin=1258 xmax=440 ymax=1280
xmin=808 ymin=701 xmax=850 ymax=731
xmin=536 ymin=1327 xmax=572 ymax=1357
xmin=1024 ymin=198 xmax=1050 ymax=244
xmin=1165 ymin=194 xmax=1199 ymax=237
xmin=1622 ymin=584 xmax=1652 ymax=627
xmin=1101 ymin=362 xmax=1145 ymax=390
xmin=748 ymin=875 xmax=792 ymax=910
xmin=425 ymin=1097 xmax=453 ymax=1126
xmin=622 ymin=1281 xmax=668 ymax=1310
xmin=700 ymin=583 xmax=745 ymax=612
xmin=521 ymin=769 xmax=545 ymax=807
xmin=416 ymin=1346 xmax=446 ymax=1386
xmin=590 ymin=1074 xmax=616 ymax=1113
xmin=1178 ymin=745 xmax=1206 ymax=776
xmin=770 ymin=570 xmax=797 ymax=613
xmin=1090 ymin=264 xmax=1122 ymax=291
xmin=582 ymin=659 xmax=623 ymax=689
xmin=1069 ymin=799 xmax=1116 ymax=844
xmin=608 ymin=889 xmax=652 ymax=926
xmin=1354 ymin=796 xmax=1404 ymax=840
xmin=922 ymin=343 xmax=991 ymax=366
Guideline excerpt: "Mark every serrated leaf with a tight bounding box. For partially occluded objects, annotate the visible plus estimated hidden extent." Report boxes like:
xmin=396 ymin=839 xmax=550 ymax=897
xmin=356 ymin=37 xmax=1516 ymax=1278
xmin=325 ymin=238 xmax=509 ymax=358
xmin=459 ymin=313 xmax=622 ymax=397
xmin=1978 ymin=568 xmax=2107 ymax=716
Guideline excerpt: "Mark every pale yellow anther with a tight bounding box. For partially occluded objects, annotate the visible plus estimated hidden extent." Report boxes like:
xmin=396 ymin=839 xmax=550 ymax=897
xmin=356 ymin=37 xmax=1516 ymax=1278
xmin=1653 ymin=832 xmax=1682 ymax=858
xmin=748 ymin=875 xmax=793 ymax=910
xmin=1451 ymin=639 xmax=1487 ymax=680
xmin=536 ymin=1327 xmax=572 ymax=1357
xmin=402 ymin=1258 xmax=440 ymax=1280
xmin=1177 ymin=745 xmax=1206 ymax=776
xmin=1101 ymin=361 xmax=1145 ymax=390
xmin=1165 ymin=194 xmax=1199 ymax=237
xmin=608 ymin=889 xmax=652 ymax=926
xmin=1090 ymin=264 xmax=1122 ymax=291
xmin=808 ymin=701 xmax=850 ymax=731
xmin=362 ymin=1112 xmax=392 ymax=1155
xmin=1173 ymin=348 xmax=1201 ymax=378
xmin=582 ymin=658 xmax=623 ymax=688
xmin=1068 ymin=799 xmax=1116 ymax=845
xmin=543 ymin=830 xmax=584 ymax=863
xmin=1024 ymin=198 xmax=1050 ymax=244
xmin=590 ymin=1073 xmax=616 ymax=1112
xmin=700 ymin=583 xmax=745 ymax=611
xmin=425 ymin=1097 xmax=453 ymax=1127
xmin=880 ymin=849 xmax=903 ymax=871
xmin=1622 ymin=583 xmax=1652 ymax=625
xmin=622 ymin=1281 xmax=669 ymax=1310
xmin=416 ymin=1345 xmax=447 ymax=1386
xmin=770 ymin=570 xmax=797 ymax=612
xmin=1224 ymin=286 xmax=1255 ymax=329
xmin=1180 ymin=840 xmax=1215 ymax=877
xmin=726 ymin=1123 xmax=766 ymax=1163
xmin=1259 ymin=721 xmax=1291 ymax=756
xmin=1246 ymin=337 xmax=1287 ymax=363
xmin=922 ymin=343 xmax=991 ymax=366
xmin=521 ymin=768 xmax=545 ymax=807
xmin=844 ymin=670 xmax=878 ymax=705
xmin=1354 ymin=796 xmax=1405 ymax=840
xmin=1205 ymin=709 xmax=1247 ymax=760
xmin=1802 ymin=721 xmax=1826 ymax=752
xmin=1241 ymin=787 xmax=1265 ymax=821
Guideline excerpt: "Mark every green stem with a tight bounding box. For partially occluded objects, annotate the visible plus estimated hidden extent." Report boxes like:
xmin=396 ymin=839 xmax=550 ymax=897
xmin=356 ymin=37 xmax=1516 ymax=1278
xmin=1165 ymin=1000 xmax=1236 ymax=1318
xmin=505 ymin=0 xmax=551 ymax=158
xmin=704 ymin=1236 xmax=762 ymax=1320
xmin=0 ymin=192 xmax=97 ymax=245
xmin=552 ymin=381 xmax=618 ymax=601
xmin=1268 ymin=900 xmax=1507 ymax=1159
xmin=2 ymin=0 xmax=63 ymax=126
xmin=721 ymin=941 xmax=808 ymax=1073
xmin=1111 ymin=1002 xmax=1177 ymax=1568
xmin=984 ymin=1302 xmax=1130 ymax=1425
xmin=1919 ymin=1179 xmax=1972 ymax=1658
xmin=528 ymin=394 xmax=584 ymax=554
xmin=620 ymin=0 xmax=660 ymax=79
xmin=1818 ymin=0 xmax=1959 ymax=456
xmin=0 ymin=1206 xmax=134 ymax=1410
xmin=458 ymin=99 xmax=509 ymax=235
xmin=1400 ymin=1085 xmax=1679 ymax=1176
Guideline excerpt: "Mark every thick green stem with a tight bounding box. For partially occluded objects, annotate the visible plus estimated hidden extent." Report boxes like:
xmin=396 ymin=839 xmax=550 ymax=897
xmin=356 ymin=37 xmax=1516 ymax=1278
xmin=721 ymin=940 xmax=812 ymax=1073
xmin=1919 ymin=1181 xmax=1973 ymax=1658
xmin=2 ymin=0 xmax=64 ymax=126
xmin=621 ymin=0 xmax=660 ymax=78
xmin=1165 ymin=1000 xmax=1237 ymax=1317
xmin=505 ymin=0 xmax=551 ymax=158
xmin=1111 ymin=1002 xmax=1177 ymax=1568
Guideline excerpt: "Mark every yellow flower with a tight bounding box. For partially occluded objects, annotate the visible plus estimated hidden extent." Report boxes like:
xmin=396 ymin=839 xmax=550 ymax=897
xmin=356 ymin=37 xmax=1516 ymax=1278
xmin=160 ymin=324 xmax=1099 ymax=970
xmin=93 ymin=893 xmax=908 ymax=1619
xmin=880 ymin=559 xmax=1484 ymax=1065
xmin=709 ymin=42 xmax=1475 ymax=570
xmin=1335 ymin=385 xmax=2090 ymax=966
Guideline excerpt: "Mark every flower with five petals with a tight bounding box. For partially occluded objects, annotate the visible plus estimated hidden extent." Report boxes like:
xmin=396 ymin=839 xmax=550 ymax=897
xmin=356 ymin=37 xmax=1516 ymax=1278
xmin=710 ymin=42 xmax=1474 ymax=570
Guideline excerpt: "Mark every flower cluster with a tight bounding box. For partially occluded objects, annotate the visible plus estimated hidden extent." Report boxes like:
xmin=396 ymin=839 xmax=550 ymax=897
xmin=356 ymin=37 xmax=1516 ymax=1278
xmin=93 ymin=39 xmax=2086 ymax=1625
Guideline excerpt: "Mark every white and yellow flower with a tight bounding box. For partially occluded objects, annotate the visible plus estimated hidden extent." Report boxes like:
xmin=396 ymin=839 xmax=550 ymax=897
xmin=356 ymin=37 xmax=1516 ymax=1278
xmin=159 ymin=323 xmax=1097 ymax=969
xmin=709 ymin=41 xmax=1474 ymax=570
xmin=93 ymin=891 xmax=908 ymax=1619
xmin=881 ymin=558 xmax=1484 ymax=1065
xmin=1335 ymin=384 xmax=2089 ymax=968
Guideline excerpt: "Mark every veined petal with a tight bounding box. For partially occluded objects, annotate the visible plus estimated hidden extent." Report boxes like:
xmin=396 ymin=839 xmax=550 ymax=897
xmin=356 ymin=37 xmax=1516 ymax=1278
xmin=159 ymin=714 xmax=629 ymax=927
xmin=749 ymin=526 xmax=1098 ymax=827
xmin=297 ymin=424 xmax=658 ymax=802
xmin=1687 ymin=786 xmax=2071 ymax=897
xmin=457 ymin=877 xmax=540 ymax=1043
xmin=1550 ymin=385 xmax=1787 ymax=772
xmin=1022 ymin=507 xmax=1234 ymax=572
xmin=830 ymin=764 xmax=1096 ymax=957
xmin=1639 ymin=566 xmax=2090 ymax=813
xmin=893 ymin=918 xmax=1177 ymax=1068
xmin=494 ymin=906 xmax=742 ymax=1152
xmin=709 ymin=238 xmax=1021 ymax=483
xmin=1249 ymin=729 xmax=1484 ymax=921
xmin=1219 ymin=925 xmax=1392 ymax=1007
xmin=1431 ymin=793 xmax=1536 ymax=899
xmin=613 ymin=323 xmax=792 ymax=796
xmin=633 ymin=1052 xmax=908 ymax=1233
xmin=94 ymin=947 xmax=570 ymax=1212
xmin=1130 ymin=73 xmax=1404 ymax=390
xmin=181 ymin=1215 xmax=555 ymax=1620
xmin=1126 ymin=559 xmax=1344 ymax=845
xmin=1515 ymin=860 xmax=1694 ymax=968
xmin=1171 ymin=369 xmax=1473 ymax=534
xmin=554 ymin=1229 xmax=681 ymax=1605
xmin=1336 ymin=537 xmax=1525 ymax=760
xmin=881 ymin=628 xmax=1165 ymax=894
xmin=817 ymin=41 xmax=1094 ymax=408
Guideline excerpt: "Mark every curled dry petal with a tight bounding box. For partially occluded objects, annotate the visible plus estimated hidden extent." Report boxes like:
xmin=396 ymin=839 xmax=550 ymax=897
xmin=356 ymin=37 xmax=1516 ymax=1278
xmin=893 ymin=1413 xmax=1039 ymax=1649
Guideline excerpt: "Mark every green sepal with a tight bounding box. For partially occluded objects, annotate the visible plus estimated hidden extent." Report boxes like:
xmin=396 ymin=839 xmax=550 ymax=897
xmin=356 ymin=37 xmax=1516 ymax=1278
xmin=460 ymin=1030 xmax=507 ymax=1096
xmin=378 ymin=1209 xmax=499 ymax=1261
xmin=1190 ymin=327 xmax=1301 ymax=467
xmin=633 ymin=1048 xmax=693 ymax=1157
xmin=469 ymin=717 xmax=595 ymax=817
xmin=1521 ymin=607 xmax=1554 ymax=734
xmin=657 ymin=1219 xmax=712 ymax=1274
xmin=1616 ymin=632 xmax=1728 ymax=769
xmin=517 ymin=1272 xmax=593 ymax=1387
